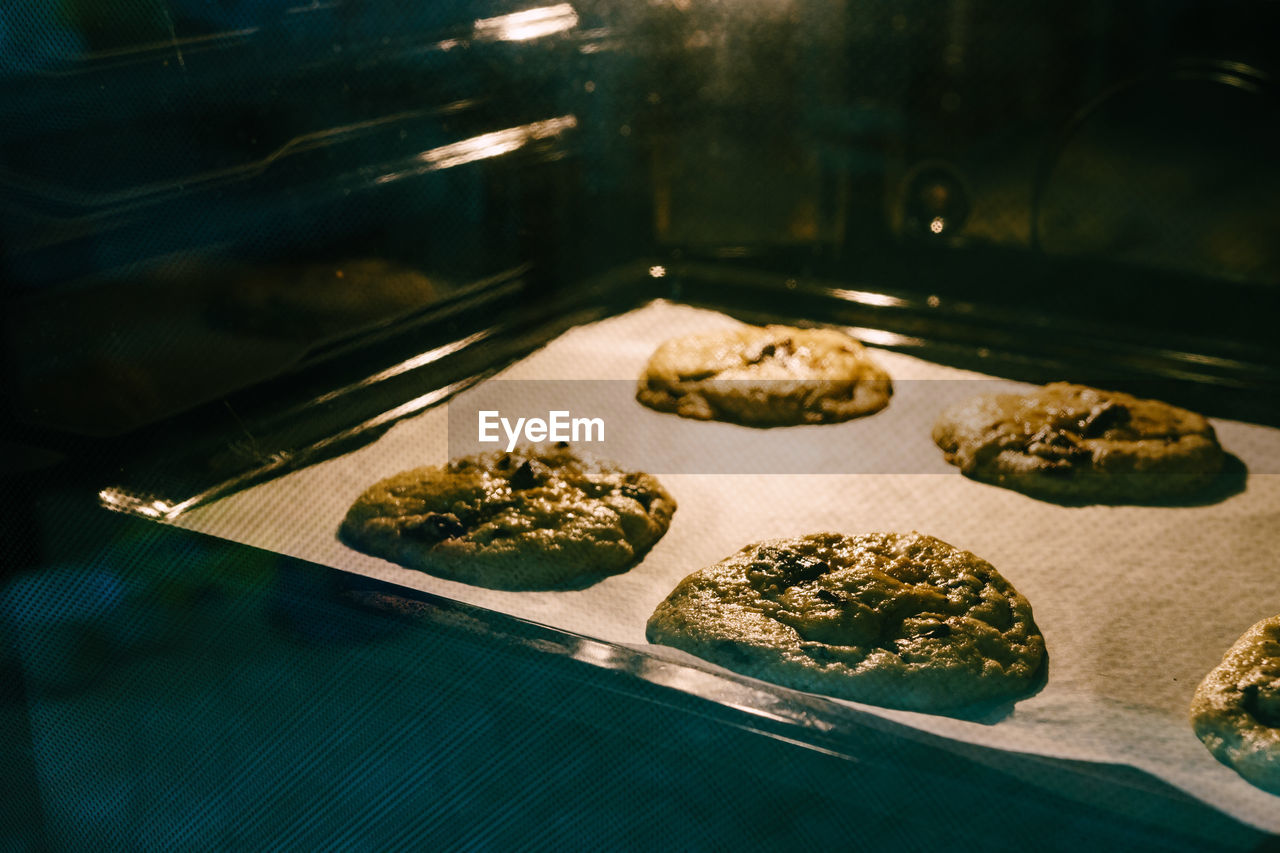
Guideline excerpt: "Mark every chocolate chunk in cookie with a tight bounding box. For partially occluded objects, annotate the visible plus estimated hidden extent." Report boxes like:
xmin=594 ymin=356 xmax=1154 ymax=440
xmin=932 ymin=382 xmax=1225 ymax=502
xmin=646 ymin=532 xmax=1045 ymax=713
xmin=339 ymin=445 xmax=676 ymax=589
xmin=637 ymin=325 xmax=892 ymax=426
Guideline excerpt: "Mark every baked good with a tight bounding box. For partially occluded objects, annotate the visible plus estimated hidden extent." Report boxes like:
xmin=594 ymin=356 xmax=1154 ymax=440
xmin=339 ymin=444 xmax=676 ymax=590
xmin=636 ymin=324 xmax=892 ymax=426
xmin=1191 ymin=616 xmax=1280 ymax=794
xmin=646 ymin=532 xmax=1045 ymax=712
xmin=932 ymin=382 xmax=1224 ymax=502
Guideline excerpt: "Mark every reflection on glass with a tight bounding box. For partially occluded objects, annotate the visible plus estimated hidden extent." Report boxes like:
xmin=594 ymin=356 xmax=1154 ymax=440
xmin=473 ymin=4 xmax=579 ymax=43
xmin=569 ymin=639 xmax=623 ymax=668
xmin=416 ymin=116 xmax=577 ymax=171
xmin=827 ymin=288 xmax=909 ymax=309
xmin=372 ymin=116 xmax=577 ymax=185
xmin=310 ymin=331 xmax=494 ymax=408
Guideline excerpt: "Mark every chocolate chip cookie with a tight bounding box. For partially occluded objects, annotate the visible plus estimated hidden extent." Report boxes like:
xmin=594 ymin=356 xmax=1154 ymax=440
xmin=1191 ymin=616 xmax=1280 ymax=795
xmin=636 ymin=325 xmax=892 ymax=426
xmin=646 ymin=532 xmax=1045 ymax=712
xmin=339 ymin=444 xmax=676 ymax=589
xmin=932 ymin=382 xmax=1224 ymax=502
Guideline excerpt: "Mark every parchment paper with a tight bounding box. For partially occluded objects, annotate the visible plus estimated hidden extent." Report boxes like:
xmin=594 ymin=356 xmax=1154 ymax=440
xmin=175 ymin=300 xmax=1280 ymax=832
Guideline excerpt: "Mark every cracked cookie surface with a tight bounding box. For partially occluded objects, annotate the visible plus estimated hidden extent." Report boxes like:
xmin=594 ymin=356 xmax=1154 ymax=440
xmin=932 ymin=382 xmax=1224 ymax=502
xmin=1191 ymin=616 xmax=1280 ymax=795
xmin=636 ymin=324 xmax=892 ymax=426
xmin=646 ymin=532 xmax=1045 ymax=712
xmin=339 ymin=444 xmax=676 ymax=589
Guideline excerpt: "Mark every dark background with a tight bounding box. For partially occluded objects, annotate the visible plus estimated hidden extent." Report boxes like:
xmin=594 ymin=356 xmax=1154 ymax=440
xmin=2 ymin=0 xmax=1279 ymax=847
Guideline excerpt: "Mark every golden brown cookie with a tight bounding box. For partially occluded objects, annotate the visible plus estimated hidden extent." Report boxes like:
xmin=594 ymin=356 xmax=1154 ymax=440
xmin=1191 ymin=616 xmax=1280 ymax=795
xmin=932 ymin=382 xmax=1224 ymax=502
xmin=646 ymin=532 xmax=1045 ymax=712
xmin=636 ymin=325 xmax=892 ymax=426
xmin=339 ymin=444 xmax=676 ymax=589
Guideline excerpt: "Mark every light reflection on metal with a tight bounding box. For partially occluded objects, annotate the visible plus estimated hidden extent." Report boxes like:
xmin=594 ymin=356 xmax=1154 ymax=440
xmin=307 ymin=330 xmax=494 ymax=409
xmin=99 ymin=488 xmax=172 ymax=518
xmin=1171 ymin=68 xmax=1269 ymax=96
xmin=419 ymin=131 xmax=522 ymax=169
xmin=631 ymin=657 xmax=834 ymax=733
xmin=577 ymin=28 xmax=615 ymax=54
xmin=826 ymin=288 xmax=910 ymax=309
xmin=3 ymin=104 xmax=475 ymax=216
xmin=372 ymin=116 xmax=577 ymax=185
xmin=70 ymin=27 xmax=260 ymax=64
xmin=648 ymin=265 xmax=667 ymax=278
xmin=930 ymin=216 xmax=946 ymax=234
xmin=474 ymin=4 xmax=579 ymax=42
xmin=569 ymin=640 xmax=622 ymax=667
xmin=1152 ymin=349 xmax=1251 ymax=371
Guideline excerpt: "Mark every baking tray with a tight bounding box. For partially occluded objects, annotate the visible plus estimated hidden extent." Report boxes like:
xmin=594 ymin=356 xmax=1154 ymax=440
xmin=97 ymin=265 xmax=1280 ymax=841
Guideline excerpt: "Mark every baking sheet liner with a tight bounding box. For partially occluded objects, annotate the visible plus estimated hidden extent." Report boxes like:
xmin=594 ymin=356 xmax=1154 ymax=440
xmin=174 ymin=300 xmax=1280 ymax=832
